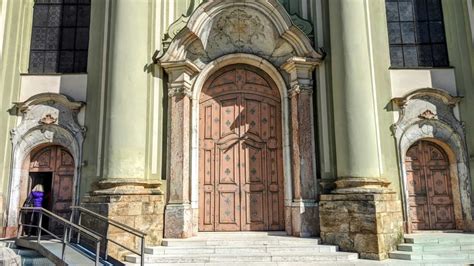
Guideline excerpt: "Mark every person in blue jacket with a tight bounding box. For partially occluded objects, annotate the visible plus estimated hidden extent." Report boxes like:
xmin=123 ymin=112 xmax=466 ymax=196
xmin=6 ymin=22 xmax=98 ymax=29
xmin=30 ymin=184 xmax=44 ymax=208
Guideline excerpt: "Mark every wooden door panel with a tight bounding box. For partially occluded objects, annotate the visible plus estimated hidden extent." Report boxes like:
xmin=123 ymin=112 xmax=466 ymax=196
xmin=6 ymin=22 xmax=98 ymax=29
xmin=405 ymin=141 xmax=455 ymax=231
xmin=30 ymin=147 xmax=56 ymax=172
xmin=199 ymin=65 xmax=284 ymax=232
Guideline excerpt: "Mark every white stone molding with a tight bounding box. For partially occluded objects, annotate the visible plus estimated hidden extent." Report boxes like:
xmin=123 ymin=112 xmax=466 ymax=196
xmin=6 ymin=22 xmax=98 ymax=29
xmin=6 ymin=93 xmax=85 ymax=228
xmin=391 ymin=88 xmax=472 ymax=231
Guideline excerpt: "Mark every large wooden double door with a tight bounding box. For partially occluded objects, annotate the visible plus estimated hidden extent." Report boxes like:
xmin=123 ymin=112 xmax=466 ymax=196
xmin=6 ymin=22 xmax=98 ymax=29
xmin=199 ymin=65 xmax=285 ymax=232
xmin=405 ymin=141 xmax=455 ymax=230
xmin=29 ymin=145 xmax=75 ymax=220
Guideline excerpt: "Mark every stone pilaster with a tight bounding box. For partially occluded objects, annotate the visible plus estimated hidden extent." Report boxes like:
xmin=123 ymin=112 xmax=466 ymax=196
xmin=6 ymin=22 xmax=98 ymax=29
xmin=282 ymin=57 xmax=320 ymax=237
xmin=161 ymin=60 xmax=200 ymax=238
xmin=81 ymin=179 xmax=164 ymax=260
xmin=319 ymin=178 xmax=403 ymax=260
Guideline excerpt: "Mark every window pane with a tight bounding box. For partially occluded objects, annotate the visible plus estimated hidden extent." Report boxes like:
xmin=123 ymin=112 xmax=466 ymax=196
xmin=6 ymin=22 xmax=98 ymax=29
xmin=414 ymin=0 xmax=428 ymax=21
xmin=390 ymin=45 xmax=404 ymax=67
xmin=61 ymin=28 xmax=76 ymax=50
xmin=75 ymin=27 xmax=89 ymax=50
xmin=48 ymin=5 xmax=62 ymax=27
xmin=401 ymin=22 xmax=415 ymax=44
xmin=29 ymin=51 xmax=45 ymax=73
xmin=74 ymin=51 xmax=88 ymax=72
xmin=386 ymin=2 xmax=400 ymax=22
xmin=415 ymin=22 xmax=430 ymax=43
xmin=59 ymin=51 xmax=74 ymax=72
xmin=77 ymin=5 xmax=90 ymax=27
xmin=403 ymin=45 xmax=418 ymax=67
xmin=31 ymin=28 xmax=47 ymax=50
xmin=388 ymin=23 xmax=402 ymax=44
xmin=429 ymin=21 xmax=445 ymax=43
xmin=417 ymin=45 xmax=433 ymax=66
xmin=427 ymin=0 xmax=443 ymax=20
xmin=33 ymin=5 xmax=49 ymax=27
xmin=432 ymin=44 xmax=448 ymax=66
xmin=62 ymin=5 xmax=77 ymax=27
xmin=46 ymin=28 xmax=60 ymax=50
xmin=398 ymin=0 xmax=414 ymax=21
xmin=44 ymin=51 xmax=59 ymax=72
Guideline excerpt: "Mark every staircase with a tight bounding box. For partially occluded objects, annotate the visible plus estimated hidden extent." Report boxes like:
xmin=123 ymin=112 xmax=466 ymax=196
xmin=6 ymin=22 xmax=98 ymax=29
xmin=389 ymin=233 xmax=474 ymax=264
xmin=124 ymin=232 xmax=359 ymax=265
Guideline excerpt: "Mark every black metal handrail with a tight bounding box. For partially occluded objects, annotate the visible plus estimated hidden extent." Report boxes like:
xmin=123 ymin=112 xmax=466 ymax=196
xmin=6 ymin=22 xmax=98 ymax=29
xmin=17 ymin=207 xmax=102 ymax=265
xmin=70 ymin=206 xmax=146 ymax=266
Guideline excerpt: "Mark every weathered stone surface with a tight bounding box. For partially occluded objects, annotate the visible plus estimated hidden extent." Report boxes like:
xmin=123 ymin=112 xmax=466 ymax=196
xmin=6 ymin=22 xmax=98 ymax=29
xmin=164 ymin=203 xmax=193 ymax=238
xmin=81 ymin=182 xmax=165 ymax=261
xmin=320 ymin=181 xmax=403 ymax=260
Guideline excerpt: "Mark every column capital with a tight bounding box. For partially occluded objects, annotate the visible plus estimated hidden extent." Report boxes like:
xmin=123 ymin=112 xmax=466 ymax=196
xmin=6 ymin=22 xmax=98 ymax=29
xmin=288 ymin=84 xmax=313 ymax=97
xmin=160 ymin=60 xmax=201 ymax=98
xmin=281 ymin=56 xmax=319 ymax=92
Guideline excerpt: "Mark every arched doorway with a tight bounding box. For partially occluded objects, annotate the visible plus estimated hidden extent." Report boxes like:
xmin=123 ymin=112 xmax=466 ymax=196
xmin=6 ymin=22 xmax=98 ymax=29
xmin=405 ymin=140 xmax=455 ymax=230
xmin=28 ymin=145 xmax=75 ymax=221
xmin=198 ymin=65 xmax=285 ymax=232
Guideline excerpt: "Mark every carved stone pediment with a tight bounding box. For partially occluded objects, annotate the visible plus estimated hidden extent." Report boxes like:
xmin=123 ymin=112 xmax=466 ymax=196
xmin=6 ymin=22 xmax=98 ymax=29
xmin=156 ymin=0 xmax=323 ymax=70
xmin=391 ymin=88 xmax=464 ymax=141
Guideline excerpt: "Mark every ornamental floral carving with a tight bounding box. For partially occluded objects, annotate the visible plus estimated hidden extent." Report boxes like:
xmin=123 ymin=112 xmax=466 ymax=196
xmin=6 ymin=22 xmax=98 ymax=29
xmin=418 ymin=109 xmax=437 ymax=120
xmin=39 ymin=114 xmax=58 ymax=125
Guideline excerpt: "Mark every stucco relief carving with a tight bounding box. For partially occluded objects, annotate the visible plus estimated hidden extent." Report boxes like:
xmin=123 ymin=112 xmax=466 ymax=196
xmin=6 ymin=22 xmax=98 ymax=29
xmin=207 ymin=8 xmax=274 ymax=57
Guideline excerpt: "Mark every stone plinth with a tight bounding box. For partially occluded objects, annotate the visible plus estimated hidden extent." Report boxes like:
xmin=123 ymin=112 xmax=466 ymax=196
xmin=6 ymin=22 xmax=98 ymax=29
xmin=319 ymin=178 xmax=403 ymax=260
xmin=286 ymin=201 xmax=319 ymax=237
xmin=81 ymin=179 xmax=164 ymax=260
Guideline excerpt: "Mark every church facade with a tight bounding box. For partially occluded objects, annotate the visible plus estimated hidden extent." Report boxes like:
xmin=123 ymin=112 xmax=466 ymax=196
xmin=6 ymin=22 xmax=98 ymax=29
xmin=1 ymin=0 xmax=474 ymax=260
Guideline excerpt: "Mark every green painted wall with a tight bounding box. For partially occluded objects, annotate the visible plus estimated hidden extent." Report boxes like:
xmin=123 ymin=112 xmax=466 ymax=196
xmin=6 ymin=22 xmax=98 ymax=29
xmin=0 ymin=0 xmax=33 ymax=227
xmin=442 ymin=0 xmax=474 ymax=200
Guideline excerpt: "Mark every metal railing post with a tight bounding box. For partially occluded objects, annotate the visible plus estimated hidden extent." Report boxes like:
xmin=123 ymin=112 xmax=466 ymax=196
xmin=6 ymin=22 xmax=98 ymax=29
xmin=61 ymin=227 xmax=68 ymax=261
xmin=77 ymin=212 xmax=82 ymax=244
xmin=141 ymin=237 xmax=145 ymax=266
xmin=95 ymin=241 xmax=100 ymax=266
xmin=37 ymin=211 xmax=43 ymax=243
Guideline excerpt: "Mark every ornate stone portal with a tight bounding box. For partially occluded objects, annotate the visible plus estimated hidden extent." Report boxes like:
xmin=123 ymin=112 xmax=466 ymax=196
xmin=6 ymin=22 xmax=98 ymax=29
xmin=156 ymin=0 xmax=323 ymax=238
xmin=391 ymin=89 xmax=473 ymax=232
xmin=5 ymin=93 xmax=85 ymax=236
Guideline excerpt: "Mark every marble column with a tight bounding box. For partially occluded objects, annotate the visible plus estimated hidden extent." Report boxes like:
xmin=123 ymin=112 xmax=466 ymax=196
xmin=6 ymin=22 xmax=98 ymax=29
xmin=282 ymin=57 xmax=320 ymax=237
xmin=161 ymin=60 xmax=200 ymax=238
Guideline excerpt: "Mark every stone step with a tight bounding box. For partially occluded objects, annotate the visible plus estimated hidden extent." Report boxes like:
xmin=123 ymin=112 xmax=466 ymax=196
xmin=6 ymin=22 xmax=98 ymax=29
xmin=145 ymin=244 xmax=338 ymax=255
xmin=161 ymin=238 xmax=321 ymax=247
xmin=125 ymin=252 xmax=359 ymax=264
xmin=404 ymin=235 xmax=474 ymax=245
xmin=397 ymin=243 xmax=474 ymax=252
xmin=389 ymin=250 xmax=474 ymax=261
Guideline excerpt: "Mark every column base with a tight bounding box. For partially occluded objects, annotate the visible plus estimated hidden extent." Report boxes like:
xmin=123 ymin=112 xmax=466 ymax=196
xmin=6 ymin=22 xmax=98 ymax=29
xmin=319 ymin=178 xmax=403 ymax=260
xmin=81 ymin=179 xmax=164 ymax=260
xmin=164 ymin=203 xmax=194 ymax=238
xmin=285 ymin=201 xmax=319 ymax=237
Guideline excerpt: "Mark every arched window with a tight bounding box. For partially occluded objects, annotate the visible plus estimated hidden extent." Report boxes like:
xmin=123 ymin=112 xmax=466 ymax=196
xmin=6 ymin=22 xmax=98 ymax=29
xmin=385 ymin=0 xmax=449 ymax=68
xmin=29 ymin=0 xmax=91 ymax=74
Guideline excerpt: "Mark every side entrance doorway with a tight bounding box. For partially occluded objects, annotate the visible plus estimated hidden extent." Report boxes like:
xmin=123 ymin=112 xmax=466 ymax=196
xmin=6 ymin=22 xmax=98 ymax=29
xmin=28 ymin=145 xmax=75 ymax=223
xmin=198 ymin=65 xmax=285 ymax=232
xmin=405 ymin=140 xmax=456 ymax=230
